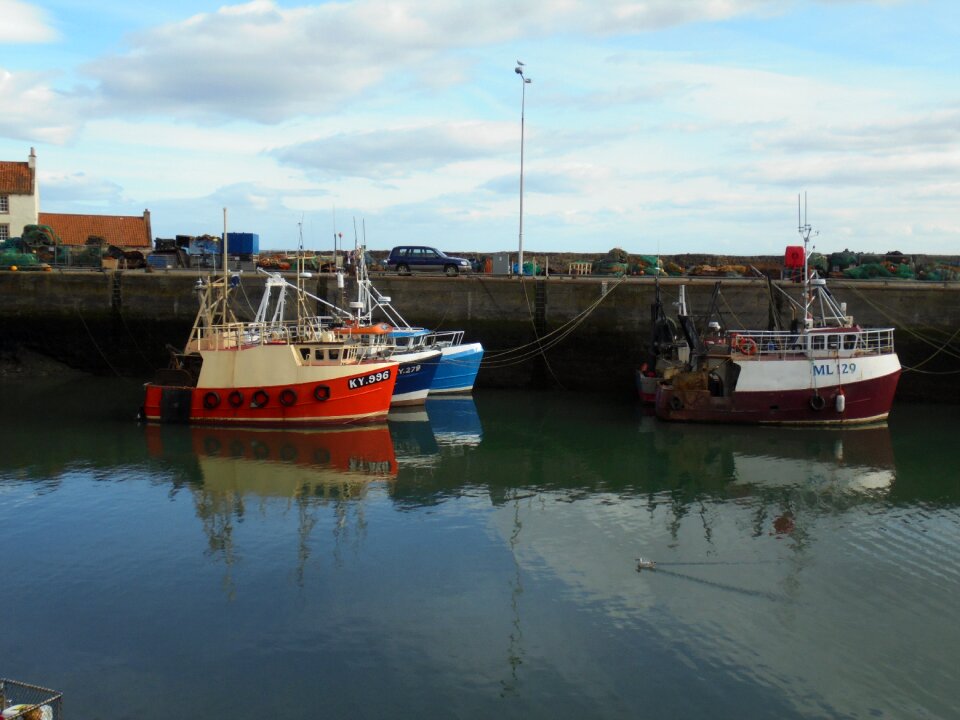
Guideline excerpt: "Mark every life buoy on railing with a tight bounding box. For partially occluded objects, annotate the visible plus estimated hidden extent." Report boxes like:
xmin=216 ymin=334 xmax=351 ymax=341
xmin=203 ymin=391 xmax=221 ymax=409
xmin=252 ymin=389 xmax=269 ymax=408
xmin=313 ymin=385 xmax=331 ymax=402
xmin=669 ymin=395 xmax=684 ymax=411
xmin=228 ymin=390 xmax=244 ymax=408
xmin=737 ymin=336 xmax=758 ymax=356
xmin=279 ymin=388 xmax=297 ymax=407
xmin=809 ymin=394 xmax=826 ymax=411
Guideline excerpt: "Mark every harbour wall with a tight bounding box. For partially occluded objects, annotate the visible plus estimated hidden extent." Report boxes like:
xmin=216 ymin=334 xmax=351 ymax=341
xmin=1 ymin=270 xmax=957 ymax=402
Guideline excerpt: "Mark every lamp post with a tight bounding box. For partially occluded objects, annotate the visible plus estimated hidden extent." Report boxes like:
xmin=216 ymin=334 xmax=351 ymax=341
xmin=515 ymin=61 xmax=531 ymax=278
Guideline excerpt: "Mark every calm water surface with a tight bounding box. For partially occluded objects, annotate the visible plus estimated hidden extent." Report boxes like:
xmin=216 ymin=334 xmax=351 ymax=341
xmin=2 ymin=378 xmax=958 ymax=719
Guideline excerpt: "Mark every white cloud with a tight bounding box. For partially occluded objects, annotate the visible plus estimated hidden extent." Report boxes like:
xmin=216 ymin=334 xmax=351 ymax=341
xmin=0 ymin=0 xmax=58 ymax=43
xmin=760 ymin=109 xmax=960 ymax=155
xmin=81 ymin=0 xmax=780 ymax=123
xmin=40 ymin=171 xmax=127 ymax=206
xmin=273 ymin=122 xmax=514 ymax=179
xmin=0 ymin=68 xmax=82 ymax=143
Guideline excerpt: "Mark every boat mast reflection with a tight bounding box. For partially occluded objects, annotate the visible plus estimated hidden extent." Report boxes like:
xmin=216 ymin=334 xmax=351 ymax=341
xmin=145 ymin=423 xmax=398 ymax=586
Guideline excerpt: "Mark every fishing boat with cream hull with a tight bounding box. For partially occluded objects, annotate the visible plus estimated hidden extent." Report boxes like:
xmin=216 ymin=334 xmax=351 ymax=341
xmin=655 ymin=207 xmax=901 ymax=425
xmin=141 ymin=272 xmax=399 ymax=426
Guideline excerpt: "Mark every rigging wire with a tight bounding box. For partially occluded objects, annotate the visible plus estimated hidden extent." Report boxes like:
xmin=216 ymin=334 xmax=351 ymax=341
xmin=484 ymin=275 xmax=627 ymax=360
xmin=481 ymin=276 xmax=627 ymax=368
xmin=76 ymin=304 xmax=122 ymax=377
xmin=841 ymin=284 xmax=960 ymax=369
xmin=519 ymin=275 xmax=566 ymax=389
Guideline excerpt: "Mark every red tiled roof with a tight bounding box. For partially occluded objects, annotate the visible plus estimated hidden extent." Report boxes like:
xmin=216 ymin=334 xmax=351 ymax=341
xmin=0 ymin=161 xmax=34 ymax=194
xmin=38 ymin=211 xmax=152 ymax=248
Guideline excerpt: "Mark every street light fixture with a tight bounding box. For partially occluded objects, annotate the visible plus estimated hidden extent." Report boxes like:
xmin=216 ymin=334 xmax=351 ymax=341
xmin=515 ymin=61 xmax=531 ymax=278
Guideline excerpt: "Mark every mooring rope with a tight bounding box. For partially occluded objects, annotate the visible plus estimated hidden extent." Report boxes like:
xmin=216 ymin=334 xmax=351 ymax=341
xmin=481 ymin=276 xmax=627 ymax=368
xmin=841 ymin=284 xmax=960 ymax=371
xmin=519 ymin=276 xmax=566 ymax=388
xmin=76 ymin=304 xmax=122 ymax=377
xmin=116 ymin=307 xmax=157 ymax=371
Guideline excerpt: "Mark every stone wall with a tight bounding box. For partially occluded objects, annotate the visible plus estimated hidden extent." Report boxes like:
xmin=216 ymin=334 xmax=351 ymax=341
xmin=1 ymin=269 xmax=957 ymax=401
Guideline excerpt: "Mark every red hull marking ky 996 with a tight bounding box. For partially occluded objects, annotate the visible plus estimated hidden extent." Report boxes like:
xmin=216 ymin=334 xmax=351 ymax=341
xmin=348 ymin=369 xmax=392 ymax=390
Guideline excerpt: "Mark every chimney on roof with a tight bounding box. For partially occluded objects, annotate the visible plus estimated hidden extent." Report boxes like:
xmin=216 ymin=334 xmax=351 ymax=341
xmin=29 ymin=148 xmax=39 ymax=218
xmin=143 ymin=209 xmax=152 ymax=243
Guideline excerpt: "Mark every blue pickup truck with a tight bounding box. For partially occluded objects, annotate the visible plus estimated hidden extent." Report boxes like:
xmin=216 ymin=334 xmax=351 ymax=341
xmin=386 ymin=246 xmax=472 ymax=276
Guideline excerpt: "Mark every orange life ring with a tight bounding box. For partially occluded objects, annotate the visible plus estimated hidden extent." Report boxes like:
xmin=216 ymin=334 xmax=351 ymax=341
xmin=738 ymin=336 xmax=758 ymax=356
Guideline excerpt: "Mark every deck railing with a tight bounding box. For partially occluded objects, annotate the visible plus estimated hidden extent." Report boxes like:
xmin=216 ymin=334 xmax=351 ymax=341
xmin=726 ymin=328 xmax=896 ymax=359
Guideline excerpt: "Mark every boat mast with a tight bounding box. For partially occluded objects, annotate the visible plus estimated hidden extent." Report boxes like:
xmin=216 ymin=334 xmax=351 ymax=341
xmin=799 ymin=193 xmax=815 ymax=329
xmin=222 ymin=207 xmax=228 ymax=295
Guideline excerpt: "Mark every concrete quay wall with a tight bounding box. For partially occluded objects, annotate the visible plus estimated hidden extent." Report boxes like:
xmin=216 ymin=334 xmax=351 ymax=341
xmin=1 ymin=270 xmax=957 ymax=402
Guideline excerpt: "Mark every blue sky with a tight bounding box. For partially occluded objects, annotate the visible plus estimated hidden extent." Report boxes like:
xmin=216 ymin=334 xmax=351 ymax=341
xmin=2 ymin=0 xmax=958 ymax=255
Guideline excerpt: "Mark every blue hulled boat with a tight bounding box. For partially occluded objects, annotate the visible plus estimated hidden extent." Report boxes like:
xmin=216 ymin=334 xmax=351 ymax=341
xmin=353 ymin=253 xmax=484 ymax=395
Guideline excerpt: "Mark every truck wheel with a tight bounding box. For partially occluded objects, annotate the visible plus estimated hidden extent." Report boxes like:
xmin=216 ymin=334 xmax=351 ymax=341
xmin=444 ymin=265 xmax=458 ymax=276
xmin=398 ymin=263 xmax=409 ymax=275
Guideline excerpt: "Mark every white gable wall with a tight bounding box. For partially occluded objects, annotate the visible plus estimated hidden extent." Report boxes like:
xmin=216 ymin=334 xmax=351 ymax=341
xmin=1 ymin=149 xmax=40 ymax=240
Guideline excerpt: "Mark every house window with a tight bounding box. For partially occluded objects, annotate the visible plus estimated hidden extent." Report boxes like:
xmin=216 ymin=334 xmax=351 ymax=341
xmin=0 ymin=195 xmax=9 ymax=213
xmin=0 ymin=224 xmax=9 ymax=241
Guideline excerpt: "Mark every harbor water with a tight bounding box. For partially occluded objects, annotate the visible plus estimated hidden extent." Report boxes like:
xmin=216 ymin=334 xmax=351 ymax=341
xmin=2 ymin=377 xmax=958 ymax=719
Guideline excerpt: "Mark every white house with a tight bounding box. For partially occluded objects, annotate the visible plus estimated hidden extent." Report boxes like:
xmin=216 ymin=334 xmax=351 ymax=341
xmin=0 ymin=148 xmax=40 ymax=242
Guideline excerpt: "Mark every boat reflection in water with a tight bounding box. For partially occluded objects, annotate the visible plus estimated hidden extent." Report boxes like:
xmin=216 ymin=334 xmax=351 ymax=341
xmin=730 ymin=425 xmax=894 ymax=494
xmin=425 ymin=396 xmax=483 ymax=448
xmin=486 ymin=420 xmax=905 ymax=719
xmin=653 ymin=420 xmax=895 ymax=498
xmin=147 ymin=423 xmax=397 ymax=493
xmin=145 ymin=423 xmax=399 ymax=585
xmin=388 ymin=396 xmax=484 ymax=471
xmin=387 ymin=406 xmax=438 ymax=469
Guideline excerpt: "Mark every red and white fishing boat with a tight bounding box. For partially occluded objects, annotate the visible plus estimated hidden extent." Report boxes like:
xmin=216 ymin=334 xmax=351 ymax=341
xmin=141 ymin=271 xmax=398 ymax=426
xmin=655 ymin=210 xmax=901 ymax=425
